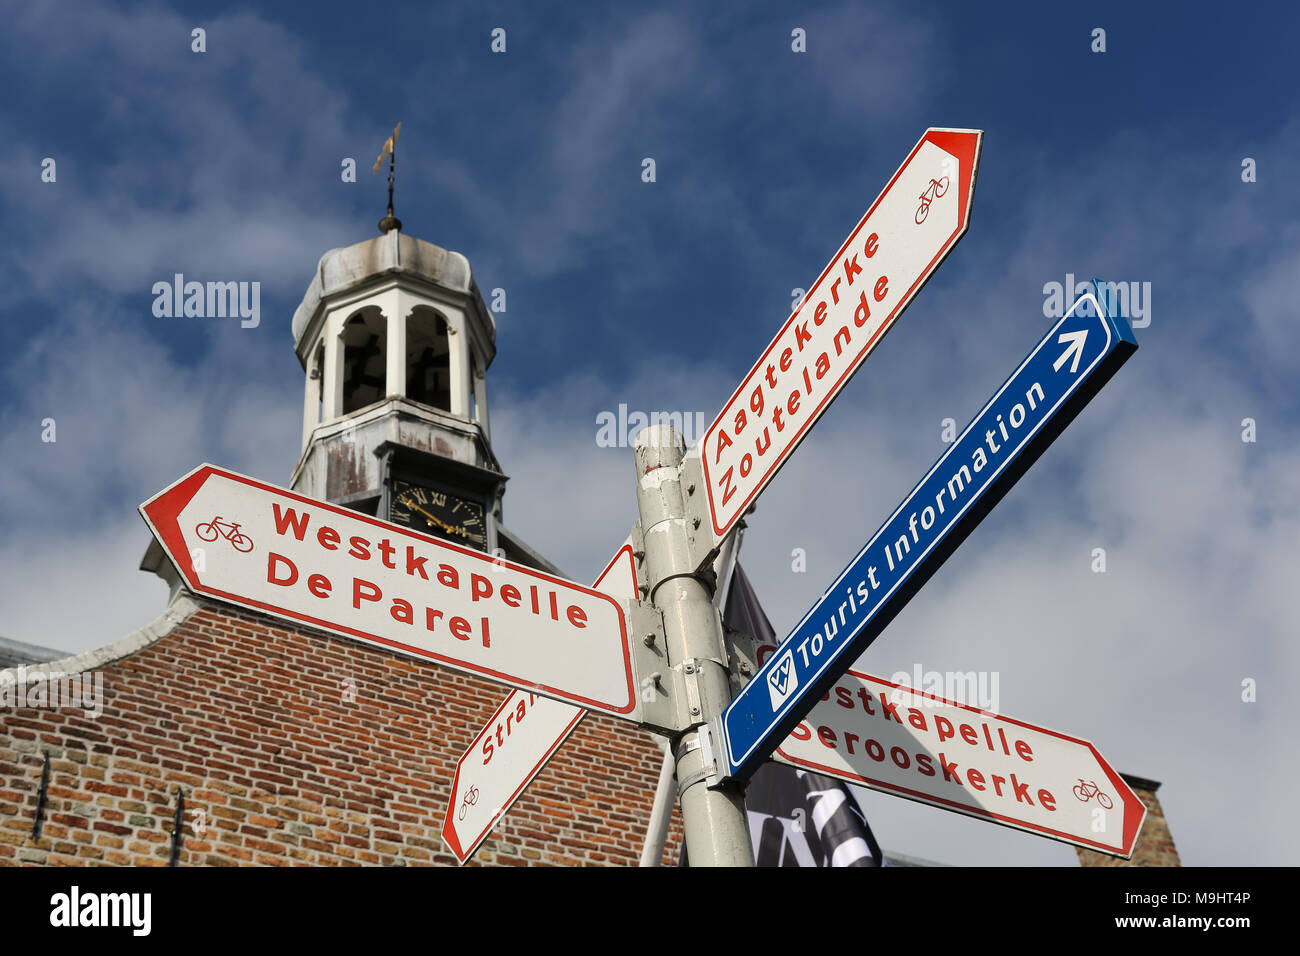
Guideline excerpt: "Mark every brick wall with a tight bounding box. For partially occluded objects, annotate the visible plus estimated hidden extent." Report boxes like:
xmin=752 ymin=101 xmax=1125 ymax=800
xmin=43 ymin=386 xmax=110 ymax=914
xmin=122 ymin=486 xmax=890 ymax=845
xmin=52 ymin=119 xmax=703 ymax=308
xmin=0 ymin=601 xmax=684 ymax=866
xmin=1076 ymin=774 xmax=1179 ymax=868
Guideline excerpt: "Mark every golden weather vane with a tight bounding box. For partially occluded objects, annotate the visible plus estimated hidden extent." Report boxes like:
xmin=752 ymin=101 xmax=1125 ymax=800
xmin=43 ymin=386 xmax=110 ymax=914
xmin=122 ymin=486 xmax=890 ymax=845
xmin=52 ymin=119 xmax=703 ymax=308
xmin=374 ymin=122 xmax=402 ymax=233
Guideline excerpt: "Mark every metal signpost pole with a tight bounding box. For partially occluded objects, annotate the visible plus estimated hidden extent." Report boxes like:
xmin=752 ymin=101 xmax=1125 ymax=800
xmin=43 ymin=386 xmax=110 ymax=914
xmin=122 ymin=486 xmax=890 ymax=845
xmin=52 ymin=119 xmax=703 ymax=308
xmin=638 ymin=740 xmax=676 ymax=867
xmin=633 ymin=425 xmax=753 ymax=866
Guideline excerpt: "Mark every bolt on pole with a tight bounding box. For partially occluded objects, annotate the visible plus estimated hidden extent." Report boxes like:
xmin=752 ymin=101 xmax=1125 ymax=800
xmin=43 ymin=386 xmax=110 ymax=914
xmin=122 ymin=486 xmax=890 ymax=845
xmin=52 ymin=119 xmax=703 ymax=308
xmin=632 ymin=424 xmax=753 ymax=867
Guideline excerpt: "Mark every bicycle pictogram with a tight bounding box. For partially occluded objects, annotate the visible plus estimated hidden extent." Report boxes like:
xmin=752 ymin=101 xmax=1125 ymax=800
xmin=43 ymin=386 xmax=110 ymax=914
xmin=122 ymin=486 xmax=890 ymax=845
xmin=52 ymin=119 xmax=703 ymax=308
xmin=458 ymin=785 xmax=480 ymax=820
xmin=1072 ymin=778 xmax=1113 ymax=809
xmin=914 ymin=175 xmax=950 ymax=224
xmin=195 ymin=516 xmax=254 ymax=553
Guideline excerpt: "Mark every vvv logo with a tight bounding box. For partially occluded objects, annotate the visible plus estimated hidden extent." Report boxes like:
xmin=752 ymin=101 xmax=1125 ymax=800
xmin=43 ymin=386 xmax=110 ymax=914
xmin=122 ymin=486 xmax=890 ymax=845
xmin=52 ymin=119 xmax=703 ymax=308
xmin=767 ymin=649 xmax=798 ymax=710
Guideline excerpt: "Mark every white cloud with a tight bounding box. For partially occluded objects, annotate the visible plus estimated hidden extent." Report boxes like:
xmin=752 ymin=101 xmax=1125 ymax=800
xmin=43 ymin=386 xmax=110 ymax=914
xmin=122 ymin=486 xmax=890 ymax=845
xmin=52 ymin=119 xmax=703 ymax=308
xmin=0 ymin=309 xmax=301 ymax=651
xmin=0 ymin=5 xmax=360 ymax=299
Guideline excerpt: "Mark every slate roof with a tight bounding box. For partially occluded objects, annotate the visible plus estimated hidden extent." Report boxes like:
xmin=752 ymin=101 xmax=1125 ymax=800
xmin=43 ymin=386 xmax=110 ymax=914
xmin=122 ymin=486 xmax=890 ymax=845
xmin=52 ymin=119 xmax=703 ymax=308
xmin=0 ymin=635 xmax=65 ymax=669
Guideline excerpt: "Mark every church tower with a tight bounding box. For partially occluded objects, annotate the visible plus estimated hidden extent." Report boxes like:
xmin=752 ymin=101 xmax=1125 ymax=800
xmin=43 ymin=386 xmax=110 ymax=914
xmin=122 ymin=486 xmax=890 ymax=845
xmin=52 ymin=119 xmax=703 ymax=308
xmin=286 ymin=222 xmax=557 ymax=572
xmin=141 ymin=137 xmax=562 ymax=595
xmin=289 ymin=224 xmax=499 ymax=545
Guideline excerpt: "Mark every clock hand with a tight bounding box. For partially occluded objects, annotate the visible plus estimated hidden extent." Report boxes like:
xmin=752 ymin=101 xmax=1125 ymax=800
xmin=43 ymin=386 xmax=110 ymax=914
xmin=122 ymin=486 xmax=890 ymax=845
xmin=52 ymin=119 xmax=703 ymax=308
xmin=407 ymin=502 xmax=456 ymax=533
xmin=406 ymin=501 xmax=472 ymax=538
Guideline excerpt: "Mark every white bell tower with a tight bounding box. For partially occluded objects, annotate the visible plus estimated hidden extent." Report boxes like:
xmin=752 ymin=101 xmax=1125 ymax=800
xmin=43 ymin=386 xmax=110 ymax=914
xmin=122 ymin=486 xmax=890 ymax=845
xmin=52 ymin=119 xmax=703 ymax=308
xmin=288 ymin=225 xmax=507 ymax=554
xmin=141 ymin=148 xmax=567 ymax=597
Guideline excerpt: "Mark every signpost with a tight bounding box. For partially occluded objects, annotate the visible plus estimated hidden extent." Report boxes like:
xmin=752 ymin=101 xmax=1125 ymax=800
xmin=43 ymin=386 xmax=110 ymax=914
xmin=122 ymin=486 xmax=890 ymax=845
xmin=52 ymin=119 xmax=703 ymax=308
xmin=769 ymin=665 xmax=1146 ymax=858
xmin=697 ymin=128 xmax=983 ymax=544
xmin=139 ymin=464 xmax=639 ymax=719
xmin=717 ymin=282 xmax=1139 ymax=782
xmin=621 ymin=128 xmax=985 ymax=865
xmin=131 ymin=127 xmax=1151 ymax=866
xmin=441 ymin=544 xmax=639 ymax=864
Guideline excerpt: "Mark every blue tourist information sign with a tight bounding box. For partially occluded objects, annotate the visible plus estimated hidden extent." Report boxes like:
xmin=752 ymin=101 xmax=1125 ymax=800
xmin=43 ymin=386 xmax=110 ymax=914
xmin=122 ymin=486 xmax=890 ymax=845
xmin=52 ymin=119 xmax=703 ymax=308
xmin=718 ymin=280 xmax=1139 ymax=781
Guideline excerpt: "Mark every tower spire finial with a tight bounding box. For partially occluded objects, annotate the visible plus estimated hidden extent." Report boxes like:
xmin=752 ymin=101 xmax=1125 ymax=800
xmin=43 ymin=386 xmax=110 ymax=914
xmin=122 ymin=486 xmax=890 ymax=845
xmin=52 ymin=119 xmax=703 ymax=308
xmin=372 ymin=122 xmax=402 ymax=234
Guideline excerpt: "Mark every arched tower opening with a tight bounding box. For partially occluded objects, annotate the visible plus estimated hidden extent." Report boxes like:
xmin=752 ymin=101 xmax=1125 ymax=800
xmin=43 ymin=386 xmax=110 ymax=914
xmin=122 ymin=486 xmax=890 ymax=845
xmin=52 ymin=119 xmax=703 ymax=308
xmin=405 ymin=307 xmax=451 ymax=412
xmin=341 ymin=307 xmax=387 ymax=414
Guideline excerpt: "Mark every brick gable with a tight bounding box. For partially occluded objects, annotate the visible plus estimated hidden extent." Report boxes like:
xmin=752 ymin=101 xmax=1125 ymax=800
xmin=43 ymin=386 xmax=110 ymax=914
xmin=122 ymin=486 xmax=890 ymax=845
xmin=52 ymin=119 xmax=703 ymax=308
xmin=0 ymin=602 xmax=684 ymax=867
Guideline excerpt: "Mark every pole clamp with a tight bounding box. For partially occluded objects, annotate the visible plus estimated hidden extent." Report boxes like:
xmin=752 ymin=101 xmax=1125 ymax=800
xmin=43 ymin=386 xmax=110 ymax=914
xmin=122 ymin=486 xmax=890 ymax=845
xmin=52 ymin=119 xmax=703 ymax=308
xmin=674 ymin=723 xmax=725 ymax=794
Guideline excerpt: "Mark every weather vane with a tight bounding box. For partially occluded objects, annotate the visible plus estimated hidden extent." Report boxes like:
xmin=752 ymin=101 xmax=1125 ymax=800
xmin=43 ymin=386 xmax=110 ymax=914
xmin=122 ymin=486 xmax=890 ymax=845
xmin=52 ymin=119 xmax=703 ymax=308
xmin=373 ymin=122 xmax=402 ymax=234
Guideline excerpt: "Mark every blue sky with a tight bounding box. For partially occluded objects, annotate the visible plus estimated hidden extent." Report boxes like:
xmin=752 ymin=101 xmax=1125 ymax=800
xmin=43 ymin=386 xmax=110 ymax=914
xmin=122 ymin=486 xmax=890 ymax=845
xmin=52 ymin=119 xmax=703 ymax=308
xmin=2 ymin=1 xmax=1297 ymax=866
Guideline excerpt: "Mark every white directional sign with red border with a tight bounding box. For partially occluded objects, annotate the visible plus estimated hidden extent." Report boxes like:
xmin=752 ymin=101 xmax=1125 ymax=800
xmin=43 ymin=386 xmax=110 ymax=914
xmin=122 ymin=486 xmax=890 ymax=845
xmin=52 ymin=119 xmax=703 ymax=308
xmin=769 ymin=662 xmax=1146 ymax=858
xmin=700 ymin=128 xmax=982 ymax=541
xmin=441 ymin=544 xmax=638 ymax=864
xmin=139 ymin=464 xmax=638 ymax=718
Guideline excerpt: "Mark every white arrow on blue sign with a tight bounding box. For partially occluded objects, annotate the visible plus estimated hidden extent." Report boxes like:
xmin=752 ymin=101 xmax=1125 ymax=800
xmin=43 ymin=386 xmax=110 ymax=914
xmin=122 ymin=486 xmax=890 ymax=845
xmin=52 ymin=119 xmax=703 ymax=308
xmin=717 ymin=279 xmax=1139 ymax=781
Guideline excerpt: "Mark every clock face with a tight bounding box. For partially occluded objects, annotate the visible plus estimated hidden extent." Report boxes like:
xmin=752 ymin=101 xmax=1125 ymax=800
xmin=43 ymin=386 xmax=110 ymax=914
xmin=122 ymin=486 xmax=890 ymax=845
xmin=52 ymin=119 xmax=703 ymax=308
xmin=390 ymin=479 xmax=487 ymax=550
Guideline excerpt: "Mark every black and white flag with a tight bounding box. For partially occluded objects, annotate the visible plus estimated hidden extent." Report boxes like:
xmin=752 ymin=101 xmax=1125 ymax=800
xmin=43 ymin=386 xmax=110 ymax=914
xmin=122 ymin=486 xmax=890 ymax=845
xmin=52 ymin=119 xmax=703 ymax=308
xmin=745 ymin=761 xmax=882 ymax=867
